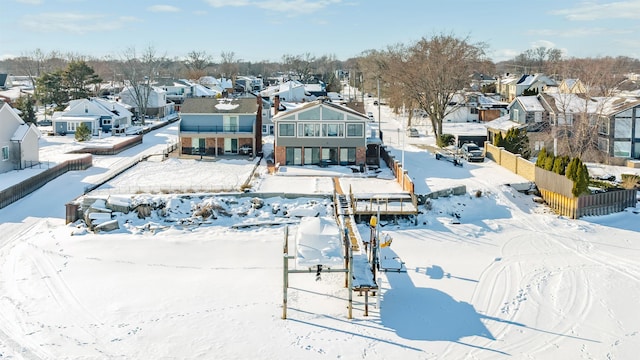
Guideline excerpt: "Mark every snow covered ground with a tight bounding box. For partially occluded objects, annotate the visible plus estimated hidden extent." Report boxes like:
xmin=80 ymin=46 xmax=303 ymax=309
xmin=0 ymin=106 xmax=639 ymax=359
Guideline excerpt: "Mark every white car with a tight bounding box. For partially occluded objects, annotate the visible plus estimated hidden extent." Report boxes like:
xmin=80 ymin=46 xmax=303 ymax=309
xmin=367 ymin=112 xmax=375 ymax=121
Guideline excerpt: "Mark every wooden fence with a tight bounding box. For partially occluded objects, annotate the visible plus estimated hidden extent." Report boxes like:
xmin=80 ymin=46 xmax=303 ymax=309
xmin=0 ymin=155 xmax=92 ymax=210
xmin=489 ymin=143 xmax=638 ymax=219
xmin=534 ymin=166 xmax=637 ymax=218
xmin=380 ymin=145 xmax=416 ymax=199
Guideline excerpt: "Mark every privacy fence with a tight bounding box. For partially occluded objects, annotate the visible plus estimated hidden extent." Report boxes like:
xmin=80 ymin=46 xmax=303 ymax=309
xmin=486 ymin=142 xmax=637 ymax=219
xmin=0 ymin=155 xmax=92 ymax=210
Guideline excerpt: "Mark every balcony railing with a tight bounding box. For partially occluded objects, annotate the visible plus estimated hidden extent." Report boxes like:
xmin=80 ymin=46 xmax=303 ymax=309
xmin=179 ymin=125 xmax=254 ymax=133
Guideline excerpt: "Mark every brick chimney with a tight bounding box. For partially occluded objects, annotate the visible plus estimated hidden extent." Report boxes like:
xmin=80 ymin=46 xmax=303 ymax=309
xmin=274 ymin=95 xmax=280 ymax=115
xmin=255 ymin=96 xmax=263 ymax=155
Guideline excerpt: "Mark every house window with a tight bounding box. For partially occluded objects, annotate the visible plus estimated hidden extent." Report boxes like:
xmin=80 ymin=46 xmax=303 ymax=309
xmin=470 ymin=108 xmax=478 ymax=115
xmin=534 ymin=112 xmax=542 ymax=123
xmin=322 ymin=123 xmax=344 ymax=137
xmin=512 ymin=109 xmax=519 ymax=122
xmin=102 ymin=119 xmax=111 ymax=125
xmin=321 ymin=147 xmax=338 ymax=162
xmin=346 ymin=123 xmax=363 ymax=137
xmin=598 ymin=138 xmax=609 ymax=153
xmin=340 ymin=148 xmax=356 ymax=164
xmin=285 ymin=147 xmax=302 ymax=165
xmin=67 ymin=122 xmax=79 ymax=132
xmin=1 ymin=146 xmax=8 ymax=161
xmin=304 ymin=147 xmax=320 ymax=165
xmin=279 ymin=123 xmax=295 ymax=137
xmin=223 ymin=116 xmax=239 ymax=132
xmin=614 ymin=118 xmax=632 ymax=138
xmin=599 ymin=118 xmax=609 ymax=135
xmin=613 ymin=141 xmax=631 ymax=157
xmin=299 ymin=123 xmax=321 ymax=137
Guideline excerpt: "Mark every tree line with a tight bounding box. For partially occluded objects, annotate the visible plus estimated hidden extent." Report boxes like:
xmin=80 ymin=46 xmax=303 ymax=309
xmin=3 ymin=36 xmax=639 ymax=161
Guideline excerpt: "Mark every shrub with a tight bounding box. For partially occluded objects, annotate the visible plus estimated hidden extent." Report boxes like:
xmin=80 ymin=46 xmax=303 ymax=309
xmin=544 ymin=154 xmax=555 ymax=171
xmin=75 ymin=122 xmax=92 ymax=142
xmin=437 ymin=133 xmax=455 ymax=148
xmin=535 ymin=147 xmax=547 ymax=167
xmin=572 ymin=164 xmax=590 ymax=196
xmin=621 ymin=174 xmax=640 ymax=189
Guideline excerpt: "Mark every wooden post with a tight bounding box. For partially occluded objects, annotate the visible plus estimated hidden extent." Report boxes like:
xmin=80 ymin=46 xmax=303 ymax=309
xmin=348 ymin=244 xmax=353 ymax=319
xmin=364 ymin=290 xmax=369 ymax=316
xmin=344 ymin=226 xmax=349 ymax=288
xmin=282 ymin=226 xmax=289 ymax=319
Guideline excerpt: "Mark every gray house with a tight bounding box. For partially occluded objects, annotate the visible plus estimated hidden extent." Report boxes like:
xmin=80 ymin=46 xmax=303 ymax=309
xmin=597 ymin=97 xmax=640 ymax=160
xmin=507 ymin=96 xmax=547 ymax=132
xmin=273 ymin=99 xmax=369 ymax=166
xmin=179 ymin=97 xmax=262 ymax=156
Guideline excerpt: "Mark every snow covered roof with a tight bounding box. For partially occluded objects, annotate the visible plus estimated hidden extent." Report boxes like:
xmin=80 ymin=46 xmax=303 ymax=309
xmin=11 ymin=123 xmax=40 ymax=141
xmin=540 ymin=93 xmax=601 ymax=114
xmin=484 ymin=114 xmax=527 ymax=132
xmin=513 ymin=96 xmax=544 ymax=111
xmin=599 ymin=96 xmax=640 ymax=116
xmin=181 ymin=97 xmax=258 ymax=114
xmin=477 ymin=94 xmax=508 ymax=107
xmin=192 ymin=84 xmax=219 ymax=97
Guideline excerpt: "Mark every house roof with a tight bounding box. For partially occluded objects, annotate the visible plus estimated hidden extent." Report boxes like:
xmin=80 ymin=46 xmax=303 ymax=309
xmin=517 ymin=74 xmax=556 ymax=87
xmin=599 ymin=96 xmax=640 ymax=116
xmin=485 ymin=114 xmax=527 ymax=132
xmin=180 ymin=97 xmax=258 ymax=114
xmin=272 ymin=99 xmax=368 ymax=121
xmin=0 ymin=102 xmax=24 ymax=126
xmin=62 ymin=98 xmax=132 ymax=119
xmin=539 ymin=93 xmax=601 ymax=114
xmin=11 ymin=123 xmax=40 ymax=142
xmin=511 ymin=96 xmax=544 ymax=112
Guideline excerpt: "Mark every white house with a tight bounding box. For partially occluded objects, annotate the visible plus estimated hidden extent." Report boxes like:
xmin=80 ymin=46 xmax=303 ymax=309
xmin=260 ymin=80 xmax=314 ymax=103
xmin=52 ymin=98 xmax=133 ymax=136
xmin=443 ymin=93 xmax=508 ymax=123
xmin=0 ymin=103 xmax=41 ymax=173
xmin=119 ymin=85 xmax=176 ymax=120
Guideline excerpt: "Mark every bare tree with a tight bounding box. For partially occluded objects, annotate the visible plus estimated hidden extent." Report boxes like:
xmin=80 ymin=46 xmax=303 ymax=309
xmin=184 ymin=50 xmax=212 ymax=80
xmin=220 ymin=51 xmax=238 ymax=81
xmin=389 ymin=34 xmax=486 ymax=139
xmin=281 ymin=53 xmax=316 ymax=82
xmin=120 ymin=46 xmax=166 ymax=124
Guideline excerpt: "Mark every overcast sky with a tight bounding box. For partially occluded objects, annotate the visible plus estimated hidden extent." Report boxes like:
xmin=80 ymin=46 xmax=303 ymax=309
xmin=3 ymin=0 xmax=640 ymax=63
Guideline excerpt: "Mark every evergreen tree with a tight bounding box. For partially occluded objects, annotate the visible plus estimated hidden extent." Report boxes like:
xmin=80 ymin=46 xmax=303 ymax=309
xmin=535 ymin=147 xmax=547 ymax=168
xmin=566 ymin=157 xmax=579 ymax=181
xmin=572 ymin=164 xmax=590 ymax=197
xmin=544 ymin=154 xmax=555 ymax=171
xmin=14 ymin=95 xmax=37 ymax=124
xmin=493 ymin=132 xmax=505 ymax=147
xmin=503 ymin=127 xmax=531 ymax=159
xmin=75 ymin=122 xmax=92 ymax=142
xmin=36 ymin=71 xmax=68 ymax=111
xmin=63 ymin=60 xmax=102 ymax=100
xmin=552 ymin=155 xmax=570 ymax=175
